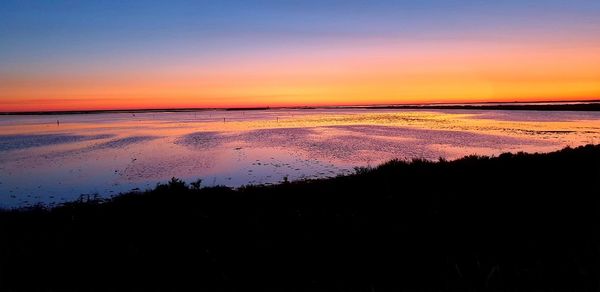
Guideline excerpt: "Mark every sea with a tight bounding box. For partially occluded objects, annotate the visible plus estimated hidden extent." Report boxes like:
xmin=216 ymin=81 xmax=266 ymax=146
xmin=1 ymin=106 xmax=599 ymax=207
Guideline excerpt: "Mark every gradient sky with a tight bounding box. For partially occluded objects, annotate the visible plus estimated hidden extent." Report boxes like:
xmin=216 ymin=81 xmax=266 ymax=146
xmin=1 ymin=0 xmax=600 ymax=111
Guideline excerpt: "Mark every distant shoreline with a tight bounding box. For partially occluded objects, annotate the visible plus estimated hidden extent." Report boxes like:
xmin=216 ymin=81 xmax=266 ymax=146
xmin=2 ymin=100 xmax=599 ymax=115
xmin=353 ymin=102 xmax=600 ymax=112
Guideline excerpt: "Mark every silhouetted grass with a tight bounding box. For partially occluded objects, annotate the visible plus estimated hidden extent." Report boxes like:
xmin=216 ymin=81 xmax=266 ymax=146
xmin=358 ymin=102 xmax=600 ymax=111
xmin=1 ymin=145 xmax=599 ymax=291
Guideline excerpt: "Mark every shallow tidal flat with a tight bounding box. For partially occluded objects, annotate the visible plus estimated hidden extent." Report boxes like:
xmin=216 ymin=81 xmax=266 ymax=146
xmin=1 ymin=108 xmax=599 ymax=207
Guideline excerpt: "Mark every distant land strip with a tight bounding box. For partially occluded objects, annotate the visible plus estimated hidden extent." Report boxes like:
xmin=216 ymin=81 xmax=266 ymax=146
xmin=1 ymin=100 xmax=599 ymax=115
xmin=355 ymin=102 xmax=600 ymax=111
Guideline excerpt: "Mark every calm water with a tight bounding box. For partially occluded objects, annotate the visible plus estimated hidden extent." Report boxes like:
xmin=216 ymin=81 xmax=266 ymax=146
xmin=1 ymin=108 xmax=599 ymax=207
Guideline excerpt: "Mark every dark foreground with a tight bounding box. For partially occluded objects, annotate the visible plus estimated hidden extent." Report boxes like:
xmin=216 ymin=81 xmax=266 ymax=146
xmin=1 ymin=145 xmax=600 ymax=291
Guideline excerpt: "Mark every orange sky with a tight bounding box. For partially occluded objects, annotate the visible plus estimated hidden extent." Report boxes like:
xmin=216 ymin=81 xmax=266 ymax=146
xmin=2 ymin=39 xmax=600 ymax=112
xmin=3 ymin=1 xmax=600 ymax=112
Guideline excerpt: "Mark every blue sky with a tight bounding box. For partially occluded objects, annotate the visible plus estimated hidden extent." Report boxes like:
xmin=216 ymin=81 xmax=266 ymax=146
xmin=1 ymin=1 xmax=599 ymax=110
xmin=3 ymin=0 xmax=599 ymax=62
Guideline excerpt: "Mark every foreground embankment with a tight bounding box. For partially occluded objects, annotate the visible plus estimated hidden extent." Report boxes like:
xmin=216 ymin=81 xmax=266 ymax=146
xmin=1 ymin=145 xmax=599 ymax=291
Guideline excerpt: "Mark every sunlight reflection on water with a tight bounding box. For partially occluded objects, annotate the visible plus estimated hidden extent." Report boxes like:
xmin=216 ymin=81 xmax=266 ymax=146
xmin=1 ymin=108 xmax=599 ymax=207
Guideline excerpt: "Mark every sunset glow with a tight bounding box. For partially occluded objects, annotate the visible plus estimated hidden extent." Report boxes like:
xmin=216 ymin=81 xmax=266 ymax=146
xmin=1 ymin=1 xmax=599 ymax=112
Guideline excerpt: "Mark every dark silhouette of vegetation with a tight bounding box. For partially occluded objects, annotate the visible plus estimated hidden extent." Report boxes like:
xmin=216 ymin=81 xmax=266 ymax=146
xmin=225 ymin=107 xmax=271 ymax=111
xmin=357 ymin=102 xmax=600 ymax=111
xmin=1 ymin=145 xmax=599 ymax=291
xmin=2 ymin=101 xmax=599 ymax=115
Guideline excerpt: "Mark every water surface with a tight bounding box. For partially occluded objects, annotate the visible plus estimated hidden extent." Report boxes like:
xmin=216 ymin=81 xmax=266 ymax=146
xmin=1 ymin=108 xmax=599 ymax=207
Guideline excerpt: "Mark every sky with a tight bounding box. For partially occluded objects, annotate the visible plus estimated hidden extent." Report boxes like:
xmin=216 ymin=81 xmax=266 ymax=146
xmin=1 ymin=0 xmax=599 ymax=111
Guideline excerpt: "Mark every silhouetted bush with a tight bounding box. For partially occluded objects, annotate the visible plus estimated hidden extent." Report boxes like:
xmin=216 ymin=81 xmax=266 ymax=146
xmin=1 ymin=144 xmax=599 ymax=291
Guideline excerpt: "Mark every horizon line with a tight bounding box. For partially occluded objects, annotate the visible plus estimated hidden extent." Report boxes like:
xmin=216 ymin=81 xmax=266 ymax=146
xmin=2 ymin=98 xmax=600 ymax=115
